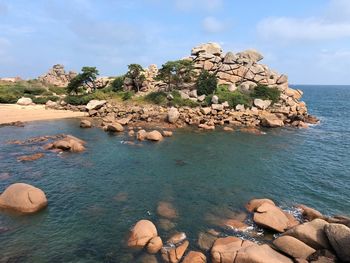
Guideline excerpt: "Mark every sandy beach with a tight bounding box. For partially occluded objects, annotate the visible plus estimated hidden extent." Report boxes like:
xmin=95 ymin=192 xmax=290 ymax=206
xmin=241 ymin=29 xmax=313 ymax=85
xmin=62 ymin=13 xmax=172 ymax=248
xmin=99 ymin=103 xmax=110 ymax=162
xmin=0 ymin=104 xmax=87 ymax=124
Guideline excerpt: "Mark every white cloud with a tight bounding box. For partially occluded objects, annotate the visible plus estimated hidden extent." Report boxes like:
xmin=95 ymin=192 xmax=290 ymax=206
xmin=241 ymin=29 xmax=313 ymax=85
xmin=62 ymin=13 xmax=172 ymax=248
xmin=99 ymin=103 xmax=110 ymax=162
xmin=257 ymin=0 xmax=350 ymax=42
xmin=175 ymin=0 xmax=222 ymax=11
xmin=257 ymin=17 xmax=350 ymax=41
xmin=202 ymin=16 xmax=225 ymax=33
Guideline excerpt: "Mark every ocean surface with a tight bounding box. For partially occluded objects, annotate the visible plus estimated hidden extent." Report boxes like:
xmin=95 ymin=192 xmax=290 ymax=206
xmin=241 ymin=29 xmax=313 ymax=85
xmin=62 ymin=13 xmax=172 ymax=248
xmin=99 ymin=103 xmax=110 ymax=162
xmin=0 ymin=85 xmax=349 ymax=262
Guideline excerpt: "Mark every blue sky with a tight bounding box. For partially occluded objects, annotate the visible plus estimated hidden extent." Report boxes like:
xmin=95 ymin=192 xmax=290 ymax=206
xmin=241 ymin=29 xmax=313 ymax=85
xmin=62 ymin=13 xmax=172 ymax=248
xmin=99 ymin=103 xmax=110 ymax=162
xmin=1 ymin=0 xmax=350 ymax=84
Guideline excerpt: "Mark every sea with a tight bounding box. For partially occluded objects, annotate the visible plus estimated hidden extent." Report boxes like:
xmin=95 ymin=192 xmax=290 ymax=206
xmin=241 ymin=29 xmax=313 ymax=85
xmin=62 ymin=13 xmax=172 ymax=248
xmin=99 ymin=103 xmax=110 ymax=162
xmin=0 ymin=85 xmax=349 ymax=262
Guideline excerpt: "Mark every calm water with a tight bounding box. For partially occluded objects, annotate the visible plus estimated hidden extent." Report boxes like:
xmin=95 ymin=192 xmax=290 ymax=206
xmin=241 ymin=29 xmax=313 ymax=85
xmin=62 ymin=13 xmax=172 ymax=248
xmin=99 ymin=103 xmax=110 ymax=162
xmin=0 ymin=85 xmax=349 ymax=262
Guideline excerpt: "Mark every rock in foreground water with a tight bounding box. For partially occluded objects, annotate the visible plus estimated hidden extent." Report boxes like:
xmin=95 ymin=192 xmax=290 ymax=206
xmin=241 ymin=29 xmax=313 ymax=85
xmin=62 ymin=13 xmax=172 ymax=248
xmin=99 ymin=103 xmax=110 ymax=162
xmin=127 ymin=220 xmax=158 ymax=249
xmin=49 ymin=135 xmax=86 ymax=153
xmin=0 ymin=183 xmax=47 ymax=213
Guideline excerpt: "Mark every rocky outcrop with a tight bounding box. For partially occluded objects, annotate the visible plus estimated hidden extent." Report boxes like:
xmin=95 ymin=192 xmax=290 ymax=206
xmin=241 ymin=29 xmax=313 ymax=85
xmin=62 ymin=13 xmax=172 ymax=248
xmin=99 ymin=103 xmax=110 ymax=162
xmin=211 ymin=237 xmax=254 ymax=263
xmin=0 ymin=183 xmax=47 ymax=213
xmin=324 ymin=223 xmax=350 ymax=262
xmin=127 ymin=220 xmax=158 ymax=249
xmin=38 ymin=64 xmax=77 ymax=87
xmin=235 ymin=244 xmax=293 ymax=263
xmin=182 ymin=251 xmax=206 ymax=263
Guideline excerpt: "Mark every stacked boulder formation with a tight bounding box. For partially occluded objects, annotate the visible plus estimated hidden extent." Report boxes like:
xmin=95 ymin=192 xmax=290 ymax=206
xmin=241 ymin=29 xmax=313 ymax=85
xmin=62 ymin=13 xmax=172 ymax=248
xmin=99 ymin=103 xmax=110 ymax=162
xmin=38 ymin=64 xmax=77 ymax=87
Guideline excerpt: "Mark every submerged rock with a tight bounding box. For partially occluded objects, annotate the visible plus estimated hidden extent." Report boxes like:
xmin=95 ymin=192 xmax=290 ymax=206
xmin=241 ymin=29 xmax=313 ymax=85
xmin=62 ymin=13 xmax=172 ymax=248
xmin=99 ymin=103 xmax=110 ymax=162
xmin=157 ymin=201 xmax=177 ymax=219
xmin=0 ymin=183 xmax=47 ymax=213
xmin=17 ymin=153 xmax=44 ymax=162
xmin=80 ymin=120 xmax=92 ymax=128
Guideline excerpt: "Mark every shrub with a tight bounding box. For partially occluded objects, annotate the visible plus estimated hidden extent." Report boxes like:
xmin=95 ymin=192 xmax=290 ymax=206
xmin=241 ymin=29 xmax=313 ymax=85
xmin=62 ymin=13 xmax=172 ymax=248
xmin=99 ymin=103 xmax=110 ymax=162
xmin=169 ymin=90 xmax=199 ymax=107
xmin=0 ymin=93 xmax=21 ymax=103
xmin=215 ymin=85 xmax=251 ymax=107
xmin=121 ymin=91 xmax=134 ymax=101
xmin=251 ymin=85 xmax=281 ymax=103
xmin=144 ymin=91 xmax=167 ymax=105
xmin=23 ymin=86 xmax=46 ymax=95
xmin=110 ymin=75 xmax=125 ymax=92
xmin=48 ymin=86 xmax=66 ymax=95
xmin=64 ymin=91 xmax=108 ymax=105
xmin=196 ymin=70 xmax=218 ymax=96
xmin=32 ymin=96 xmax=59 ymax=104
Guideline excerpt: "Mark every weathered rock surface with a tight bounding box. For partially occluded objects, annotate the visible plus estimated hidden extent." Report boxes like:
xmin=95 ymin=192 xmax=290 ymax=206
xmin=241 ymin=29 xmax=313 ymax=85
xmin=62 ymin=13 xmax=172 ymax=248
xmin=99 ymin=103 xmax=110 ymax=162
xmin=0 ymin=183 xmax=47 ymax=213
xmin=38 ymin=64 xmax=77 ymax=87
xmin=17 ymin=97 xmax=33 ymax=106
xmin=235 ymin=244 xmax=293 ymax=263
xmin=246 ymin=198 xmax=275 ymax=212
xmin=161 ymin=240 xmax=189 ymax=263
xmin=261 ymin=113 xmax=284 ymax=128
xmin=297 ymin=204 xmax=324 ymax=221
xmin=146 ymin=236 xmax=163 ymax=254
xmin=324 ymin=223 xmax=350 ymax=262
xmin=146 ymin=130 xmax=163 ymax=141
xmin=127 ymin=220 xmax=158 ymax=249
xmin=273 ymin=235 xmax=316 ymax=259
xmin=86 ymin=100 xmax=107 ymax=111
xmin=283 ymin=219 xmax=331 ymax=250
xmin=253 ymin=202 xmax=290 ymax=232
xmin=106 ymin=123 xmax=124 ymax=132
xmin=167 ymin=107 xmax=180 ymax=124
xmin=254 ymin=99 xmax=271 ymax=110
xmin=211 ymin=237 xmax=253 ymax=263
xmin=182 ymin=251 xmax=206 ymax=263
xmin=80 ymin=120 xmax=92 ymax=128
xmin=49 ymin=135 xmax=86 ymax=153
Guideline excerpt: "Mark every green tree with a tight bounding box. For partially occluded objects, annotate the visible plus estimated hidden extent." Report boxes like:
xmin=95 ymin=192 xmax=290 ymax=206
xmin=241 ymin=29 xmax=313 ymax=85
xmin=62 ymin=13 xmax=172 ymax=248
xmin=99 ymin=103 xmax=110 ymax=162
xmin=125 ymin=64 xmax=145 ymax=92
xmin=156 ymin=60 xmax=195 ymax=90
xmin=110 ymin=75 xmax=125 ymax=92
xmin=67 ymin=67 xmax=99 ymax=94
xmin=196 ymin=70 xmax=218 ymax=95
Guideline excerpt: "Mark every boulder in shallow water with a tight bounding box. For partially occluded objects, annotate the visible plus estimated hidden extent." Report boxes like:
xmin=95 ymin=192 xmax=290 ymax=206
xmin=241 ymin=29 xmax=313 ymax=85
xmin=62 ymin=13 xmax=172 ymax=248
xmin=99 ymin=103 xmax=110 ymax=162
xmin=157 ymin=201 xmax=177 ymax=219
xmin=17 ymin=153 xmax=44 ymax=162
xmin=0 ymin=183 xmax=47 ymax=213
xmin=137 ymin=130 xmax=148 ymax=141
xmin=283 ymin=219 xmax=331 ymax=250
xmin=273 ymin=235 xmax=316 ymax=259
xmin=51 ymin=135 xmax=86 ymax=153
xmin=106 ymin=123 xmax=124 ymax=132
xmin=80 ymin=120 xmax=92 ymax=128
xmin=127 ymin=220 xmax=158 ymax=249
xmin=253 ymin=202 xmax=290 ymax=232
xmin=146 ymin=130 xmax=163 ymax=141
xmin=182 ymin=251 xmax=206 ymax=263
xmin=297 ymin=204 xmax=324 ymax=221
xmin=147 ymin=236 xmax=163 ymax=254
xmin=324 ymin=223 xmax=350 ymax=262
xmin=245 ymin=198 xmax=275 ymax=212
xmin=161 ymin=240 xmax=189 ymax=263
xmin=235 ymin=244 xmax=293 ymax=263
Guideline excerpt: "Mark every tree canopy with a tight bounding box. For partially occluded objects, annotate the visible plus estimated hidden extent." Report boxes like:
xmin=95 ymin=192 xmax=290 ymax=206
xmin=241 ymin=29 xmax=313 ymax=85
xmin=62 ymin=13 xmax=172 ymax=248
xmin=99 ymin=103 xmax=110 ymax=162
xmin=125 ymin=64 xmax=145 ymax=92
xmin=156 ymin=60 xmax=195 ymax=90
xmin=67 ymin=67 xmax=99 ymax=94
xmin=196 ymin=70 xmax=218 ymax=96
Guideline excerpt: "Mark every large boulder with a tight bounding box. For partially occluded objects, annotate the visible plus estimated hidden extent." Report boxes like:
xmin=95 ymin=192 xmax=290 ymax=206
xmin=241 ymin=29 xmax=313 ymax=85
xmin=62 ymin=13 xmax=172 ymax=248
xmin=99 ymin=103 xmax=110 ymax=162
xmin=297 ymin=204 xmax=324 ymax=221
xmin=0 ymin=183 xmax=48 ymax=213
xmin=127 ymin=220 xmax=158 ymax=249
xmin=237 ymin=49 xmax=264 ymax=63
xmin=80 ymin=120 xmax=92 ymax=128
xmin=85 ymin=100 xmax=107 ymax=111
xmin=254 ymin=99 xmax=271 ymax=110
xmin=167 ymin=107 xmax=180 ymax=124
xmin=283 ymin=219 xmax=331 ymax=250
xmin=324 ymin=223 xmax=350 ymax=262
xmin=273 ymin=235 xmax=316 ymax=259
xmin=211 ymin=237 xmax=253 ymax=263
xmin=146 ymin=131 xmax=163 ymax=141
xmin=17 ymin=97 xmax=33 ymax=106
xmin=106 ymin=123 xmax=124 ymax=132
xmin=191 ymin=42 xmax=222 ymax=56
xmin=182 ymin=251 xmax=206 ymax=263
xmin=253 ymin=202 xmax=290 ymax=232
xmin=146 ymin=236 xmax=163 ymax=254
xmin=261 ymin=113 xmax=284 ymax=128
xmin=38 ymin=64 xmax=76 ymax=87
xmin=246 ymin=198 xmax=276 ymax=212
xmin=235 ymin=244 xmax=293 ymax=263
xmin=51 ymin=135 xmax=86 ymax=153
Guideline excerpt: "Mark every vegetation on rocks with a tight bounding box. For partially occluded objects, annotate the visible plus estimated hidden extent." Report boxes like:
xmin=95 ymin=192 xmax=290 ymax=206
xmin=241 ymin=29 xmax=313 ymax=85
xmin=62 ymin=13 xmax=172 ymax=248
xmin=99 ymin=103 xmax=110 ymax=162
xmin=156 ymin=60 xmax=196 ymax=90
xmin=66 ymin=67 xmax=99 ymax=94
xmin=125 ymin=64 xmax=145 ymax=92
xmin=110 ymin=75 xmax=125 ymax=92
xmin=196 ymin=70 xmax=218 ymax=96
xmin=251 ymin=85 xmax=281 ymax=103
xmin=215 ymin=85 xmax=252 ymax=107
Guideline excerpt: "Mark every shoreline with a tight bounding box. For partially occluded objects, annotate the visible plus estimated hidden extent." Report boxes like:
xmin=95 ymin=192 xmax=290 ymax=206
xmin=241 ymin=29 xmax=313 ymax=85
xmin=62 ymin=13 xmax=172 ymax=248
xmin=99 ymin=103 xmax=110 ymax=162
xmin=0 ymin=104 xmax=87 ymax=125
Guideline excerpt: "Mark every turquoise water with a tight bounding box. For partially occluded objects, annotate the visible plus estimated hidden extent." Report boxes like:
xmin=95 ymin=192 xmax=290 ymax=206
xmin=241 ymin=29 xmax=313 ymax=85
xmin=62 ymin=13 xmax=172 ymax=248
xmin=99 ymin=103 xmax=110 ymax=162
xmin=0 ymin=85 xmax=349 ymax=262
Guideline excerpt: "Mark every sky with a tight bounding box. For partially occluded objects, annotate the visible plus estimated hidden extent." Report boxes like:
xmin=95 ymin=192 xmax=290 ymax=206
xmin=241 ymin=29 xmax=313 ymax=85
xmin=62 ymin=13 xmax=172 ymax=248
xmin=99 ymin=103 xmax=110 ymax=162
xmin=1 ymin=0 xmax=350 ymax=84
